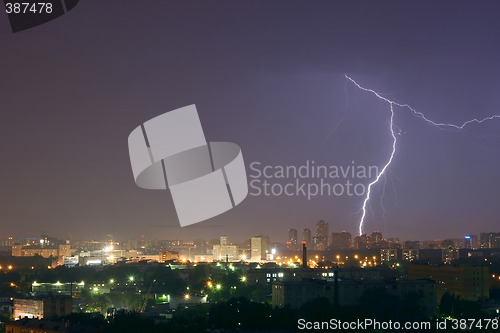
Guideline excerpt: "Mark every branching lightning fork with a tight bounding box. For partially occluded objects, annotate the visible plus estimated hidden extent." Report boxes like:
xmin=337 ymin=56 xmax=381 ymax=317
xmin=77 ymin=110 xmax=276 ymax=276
xmin=345 ymin=74 xmax=500 ymax=235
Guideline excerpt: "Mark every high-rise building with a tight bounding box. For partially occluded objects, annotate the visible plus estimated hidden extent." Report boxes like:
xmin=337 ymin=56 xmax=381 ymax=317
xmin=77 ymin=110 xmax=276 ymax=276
xmin=250 ymin=236 xmax=269 ymax=261
xmin=371 ymin=231 xmax=383 ymax=244
xmin=316 ymin=220 xmax=329 ymax=238
xmin=301 ymin=228 xmax=312 ymax=245
xmin=314 ymin=220 xmax=329 ymax=250
xmin=312 ymin=236 xmax=326 ymax=251
xmin=330 ymin=232 xmax=352 ymax=249
xmin=288 ymin=229 xmax=298 ymax=246
xmin=464 ymin=235 xmax=473 ymax=249
xmin=213 ymin=236 xmax=238 ymax=262
xmin=480 ymin=232 xmax=500 ymax=248
xmin=354 ymin=234 xmax=370 ymax=249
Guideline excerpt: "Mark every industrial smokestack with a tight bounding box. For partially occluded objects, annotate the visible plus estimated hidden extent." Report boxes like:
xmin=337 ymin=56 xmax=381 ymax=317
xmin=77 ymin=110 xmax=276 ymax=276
xmin=302 ymin=242 xmax=307 ymax=268
xmin=334 ymin=266 xmax=339 ymax=308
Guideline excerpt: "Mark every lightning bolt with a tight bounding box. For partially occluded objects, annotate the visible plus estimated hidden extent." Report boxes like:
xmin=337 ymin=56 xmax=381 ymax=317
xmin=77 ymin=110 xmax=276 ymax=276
xmin=346 ymin=74 xmax=500 ymax=235
xmin=357 ymin=101 xmax=397 ymax=236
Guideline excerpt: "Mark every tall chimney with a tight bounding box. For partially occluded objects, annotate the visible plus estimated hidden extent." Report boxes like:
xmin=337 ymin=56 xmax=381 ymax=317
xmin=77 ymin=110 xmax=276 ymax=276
xmin=302 ymin=243 xmax=307 ymax=268
xmin=334 ymin=266 xmax=339 ymax=308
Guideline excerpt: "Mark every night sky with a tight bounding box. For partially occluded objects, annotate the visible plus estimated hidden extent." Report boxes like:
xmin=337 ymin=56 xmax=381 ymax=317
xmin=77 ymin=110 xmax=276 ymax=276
xmin=1 ymin=1 xmax=500 ymax=242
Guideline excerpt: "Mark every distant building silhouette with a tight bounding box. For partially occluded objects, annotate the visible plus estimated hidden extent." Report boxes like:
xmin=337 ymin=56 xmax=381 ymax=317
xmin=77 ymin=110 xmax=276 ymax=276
xmin=250 ymin=236 xmax=269 ymax=261
xmin=301 ymin=228 xmax=312 ymax=246
xmin=288 ymin=229 xmax=298 ymax=246
xmin=331 ymin=231 xmax=352 ymax=249
xmin=408 ymin=263 xmax=489 ymax=302
xmin=314 ymin=220 xmax=329 ymax=250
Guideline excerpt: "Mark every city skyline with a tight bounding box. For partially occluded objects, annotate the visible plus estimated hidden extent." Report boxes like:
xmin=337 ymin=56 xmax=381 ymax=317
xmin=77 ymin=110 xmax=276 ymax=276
xmin=4 ymin=227 xmax=500 ymax=249
xmin=2 ymin=1 xmax=500 ymax=242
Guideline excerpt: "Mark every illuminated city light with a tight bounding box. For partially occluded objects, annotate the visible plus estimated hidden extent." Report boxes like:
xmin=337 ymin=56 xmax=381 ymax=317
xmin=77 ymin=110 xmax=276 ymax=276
xmin=103 ymin=245 xmax=114 ymax=252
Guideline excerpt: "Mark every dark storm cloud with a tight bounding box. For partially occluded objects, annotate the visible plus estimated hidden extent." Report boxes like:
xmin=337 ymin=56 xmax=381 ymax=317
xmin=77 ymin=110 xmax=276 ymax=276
xmin=1 ymin=1 xmax=499 ymax=242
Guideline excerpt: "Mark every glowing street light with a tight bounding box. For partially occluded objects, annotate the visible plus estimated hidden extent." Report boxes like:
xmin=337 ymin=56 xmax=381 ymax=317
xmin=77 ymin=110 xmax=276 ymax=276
xmin=215 ymin=284 xmax=222 ymax=290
